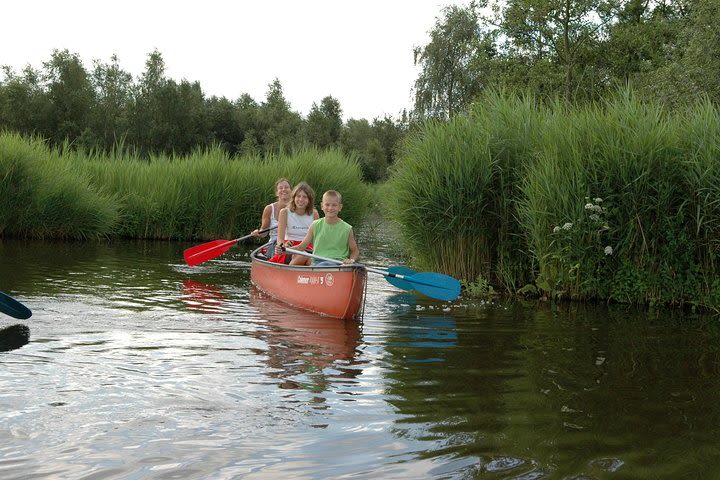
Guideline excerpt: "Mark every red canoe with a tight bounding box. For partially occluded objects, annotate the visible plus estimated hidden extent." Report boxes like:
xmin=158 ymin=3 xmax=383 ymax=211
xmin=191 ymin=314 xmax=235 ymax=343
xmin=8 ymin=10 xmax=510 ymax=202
xmin=250 ymin=246 xmax=368 ymax=320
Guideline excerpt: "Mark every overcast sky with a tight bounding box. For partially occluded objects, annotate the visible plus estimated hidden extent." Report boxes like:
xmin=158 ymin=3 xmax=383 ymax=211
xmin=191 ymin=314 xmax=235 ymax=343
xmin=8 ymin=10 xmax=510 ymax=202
xmin=2 ymin=0 xmax=467 ymax=121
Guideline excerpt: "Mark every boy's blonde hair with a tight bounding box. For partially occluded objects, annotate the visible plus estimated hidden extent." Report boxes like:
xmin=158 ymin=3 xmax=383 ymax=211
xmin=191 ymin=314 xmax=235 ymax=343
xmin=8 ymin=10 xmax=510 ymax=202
xmin=289 ymin=182 xmax=316 ymax=215
xmin=322 ymin=190 xmax=342 ymax=204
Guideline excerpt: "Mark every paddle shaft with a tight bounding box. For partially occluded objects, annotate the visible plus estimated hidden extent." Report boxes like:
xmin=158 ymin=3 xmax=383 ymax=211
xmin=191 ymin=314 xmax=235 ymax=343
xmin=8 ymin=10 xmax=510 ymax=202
xmin=232 ymin=225 xmax=276 ymax=244
xmin=285 ymin=248 xmax=425 ymax=280
xmin=284 ymin=248 xmax=461 ymax=301
xmin=184 ymin=226 xmax=276 ymax=266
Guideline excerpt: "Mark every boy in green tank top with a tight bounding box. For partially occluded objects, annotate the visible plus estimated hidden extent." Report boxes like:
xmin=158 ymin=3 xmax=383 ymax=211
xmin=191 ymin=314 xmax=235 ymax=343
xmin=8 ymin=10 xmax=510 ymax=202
xmin=289 ymin=190 xmax=360 ymax=266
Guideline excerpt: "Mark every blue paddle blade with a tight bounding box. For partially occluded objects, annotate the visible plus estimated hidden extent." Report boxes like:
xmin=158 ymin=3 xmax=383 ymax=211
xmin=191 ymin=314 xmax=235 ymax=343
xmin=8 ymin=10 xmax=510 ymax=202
xmin=0 ymin=291 xmax=32 ymax=320
xmin=405 ymin=272 xmax=462 ymax=301
xmin=385 ymin=266 xmax=417 ymax=290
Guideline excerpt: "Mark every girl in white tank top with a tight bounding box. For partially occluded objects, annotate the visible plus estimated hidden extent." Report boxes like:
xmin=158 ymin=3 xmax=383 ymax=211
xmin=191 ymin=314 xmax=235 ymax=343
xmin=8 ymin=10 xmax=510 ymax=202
xmin=285 ymin=209 xmax=314 ymax=241
xmin=271 ymin=182 xmax=319 ymax=262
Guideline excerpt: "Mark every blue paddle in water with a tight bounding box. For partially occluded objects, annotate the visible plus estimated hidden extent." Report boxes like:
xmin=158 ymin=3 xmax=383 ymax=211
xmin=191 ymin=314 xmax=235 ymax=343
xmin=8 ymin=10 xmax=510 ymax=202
xmin=284 ymin=248 xmax=461 ymax=301
xmin=0 ymin=291 xmax=32 ymax=320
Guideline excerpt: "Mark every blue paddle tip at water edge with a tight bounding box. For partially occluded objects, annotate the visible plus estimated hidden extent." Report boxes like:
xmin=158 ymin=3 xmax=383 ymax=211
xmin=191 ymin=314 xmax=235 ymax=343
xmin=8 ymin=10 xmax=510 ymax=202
xmin=0 ymin=291 xmax=32 ymax=320
xmin=407 ymin=272 xmax=462 ymax=301
xmin=384 ymin=266 xmax=461 ymax=301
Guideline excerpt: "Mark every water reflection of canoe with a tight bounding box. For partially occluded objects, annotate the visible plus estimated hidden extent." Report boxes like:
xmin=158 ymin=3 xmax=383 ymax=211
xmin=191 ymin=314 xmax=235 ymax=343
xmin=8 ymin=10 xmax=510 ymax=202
xmin=182 ymin=279 xmax=226 ymax=314
xmin=250 ymin=246 xmax=367 ymax=320
xmin=249 ymin=288 xmax=361 ymax=365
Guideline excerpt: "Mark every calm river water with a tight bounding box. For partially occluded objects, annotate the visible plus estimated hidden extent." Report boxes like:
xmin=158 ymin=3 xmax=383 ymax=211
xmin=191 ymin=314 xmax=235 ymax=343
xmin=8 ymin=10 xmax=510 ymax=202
xmin=1 ymin=226 xmax=720 ymax=479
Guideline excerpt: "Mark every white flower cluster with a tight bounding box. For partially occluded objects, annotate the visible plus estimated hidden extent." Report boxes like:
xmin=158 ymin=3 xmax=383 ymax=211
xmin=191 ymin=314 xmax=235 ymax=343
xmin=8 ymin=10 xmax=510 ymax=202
xmin=550 ymin=196 xmax=615 ymax=257
xmin=552 ymin=222 xmax=574 ymax=232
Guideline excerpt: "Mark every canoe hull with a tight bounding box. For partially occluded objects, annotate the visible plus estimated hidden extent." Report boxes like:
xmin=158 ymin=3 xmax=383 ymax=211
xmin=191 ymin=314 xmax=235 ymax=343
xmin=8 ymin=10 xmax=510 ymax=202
xmin=250 ymin=247 xmax=367 ymax=320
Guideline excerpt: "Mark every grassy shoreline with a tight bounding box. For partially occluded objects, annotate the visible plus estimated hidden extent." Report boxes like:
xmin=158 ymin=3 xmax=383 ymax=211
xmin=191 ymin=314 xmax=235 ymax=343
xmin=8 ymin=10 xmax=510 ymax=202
xmin=387 ymin=90 xmax=720 ymax=308
xmin=5 ymin=87 xmax=720 ymax=309
xmin=0 ymin=133 xmax=368 ymax=241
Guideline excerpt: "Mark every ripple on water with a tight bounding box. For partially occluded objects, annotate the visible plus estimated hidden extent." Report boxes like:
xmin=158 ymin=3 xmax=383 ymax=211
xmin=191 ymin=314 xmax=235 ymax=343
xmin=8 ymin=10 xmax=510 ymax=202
xmin=2 ymin=237 xmax=718 ymax=479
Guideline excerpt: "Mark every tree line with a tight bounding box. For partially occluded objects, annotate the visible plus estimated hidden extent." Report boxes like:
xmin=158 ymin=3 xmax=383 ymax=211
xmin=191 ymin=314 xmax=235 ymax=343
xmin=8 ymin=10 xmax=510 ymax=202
xmin=413 ymin=0 xmax=719 ymax=118
xmin=0 ymin=50 xmax=404 ymax=182
xmin=2 ymin=0 xmax=717 ymax=184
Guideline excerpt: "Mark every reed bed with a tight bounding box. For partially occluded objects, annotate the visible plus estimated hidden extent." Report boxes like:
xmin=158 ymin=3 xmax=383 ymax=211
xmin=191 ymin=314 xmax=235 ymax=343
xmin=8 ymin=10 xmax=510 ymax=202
xmin=0 ymin=134 xmax=367 ymax=241
xmin=0 ymin=133 xmax=118 ymax=239
xmin=389 ymin=116 xmax=496 ymax=281
xmin=389 ymin=90 xmax=720 ymax=308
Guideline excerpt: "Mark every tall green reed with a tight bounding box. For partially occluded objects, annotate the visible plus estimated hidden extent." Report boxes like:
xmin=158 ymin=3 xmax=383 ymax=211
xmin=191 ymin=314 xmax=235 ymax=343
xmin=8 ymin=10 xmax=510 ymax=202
xmin=0 ymin=133 xmax=118 ymax=239
xmin=388 ymin=116 xmax=497 ymax=281
xmin=677 ymin=100 xmax=720 ymax=305
xmin=390 ymin=89 xmax=720 ymax=307
xmin=78 ymin=145 xmax=368 ymax=240
xmin=389 ymin=91 xmax=541 ymax=288
xmin=0 ymin=134 xmax=367 ymax=241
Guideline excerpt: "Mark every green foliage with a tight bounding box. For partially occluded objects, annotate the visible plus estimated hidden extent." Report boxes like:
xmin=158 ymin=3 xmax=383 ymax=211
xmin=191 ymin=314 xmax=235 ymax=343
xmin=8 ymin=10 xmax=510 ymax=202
xmin=643 ymin=0 xmax=720 ymax=107
xmin=413 ymin=1 xmax=497 ymax=119
xmin=391 ymin=88 xmax=720 ymax=309
xmin=255 ymin=79 xmax=303 ymax=155
xmin=0 ymin=133 xmax=367 ymax=241
xmin=42 ymin=49 xmax=96 ymax=144
xmin=0 ymin=50 xmax=404 ymax=183
xmin=340 ymin=119 xmax=389 ymax=182
xmin=304 ymin=96 xmax=343 ymax=149
xmin=413 ymin=0 xmax=718 ymax=118
xmin=461 ymin=274 xmax=496 ymax=299
xmin=539 ymin=197 xmax=613 ymax=299
xmin=0 ymin=133 xmax=118 ymax=239
xmin=388 ymin=111 xmax=499 ymax=282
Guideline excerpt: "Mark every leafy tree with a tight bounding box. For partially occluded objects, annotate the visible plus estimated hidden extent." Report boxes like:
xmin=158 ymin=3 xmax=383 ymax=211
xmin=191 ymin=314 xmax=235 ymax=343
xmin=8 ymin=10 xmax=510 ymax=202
xmin=235 ymin=93 xmax=261 ymax=156
xmin=644 ymin=0 xmax=720 ymax=105
xmin=304 ymin=95 xmax=343 ymax=148
xmin=594 ymin=0 xmax=687 ymax=101
xmin=126 ymin=50 xmax=210 ymax=154
xmin=495 ymin=0 xmax=614 ymax=101
xmin=341 ymin=118 xmax=387 ymax=182
xmin=0 ymin=65 xmax=47 ymax=136
xmin=171 ymin=79 xmax=210 ymax=153
xmin=206 ymin=95 xmax=244 ymax=153
xmin=42 ymin=49 xmax=95 ymax=144
xmin=256 ymin=78 xmax=302 ymax=154
xmin=129 ymin=49 xmax=168 ymax=154
xmin=413 ymin=1 xmax=497 ymax=119
xmin=372 ymin=115 xmax=407 ymax=167
xmin=89 ymin=54 xmax=133 ymax=151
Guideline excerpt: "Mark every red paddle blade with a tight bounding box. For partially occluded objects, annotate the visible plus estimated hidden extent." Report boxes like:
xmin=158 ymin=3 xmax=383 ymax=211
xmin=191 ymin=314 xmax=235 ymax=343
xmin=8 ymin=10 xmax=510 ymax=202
xmin=184 ymin=239 xmax=238 ymax=266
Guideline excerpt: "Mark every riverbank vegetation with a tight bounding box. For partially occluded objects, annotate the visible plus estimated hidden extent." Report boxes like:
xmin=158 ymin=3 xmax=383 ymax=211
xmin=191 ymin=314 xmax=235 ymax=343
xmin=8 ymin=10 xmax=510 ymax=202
xmin=388 ymin=90 xmax=720 ymax=308
xmin=414 ymin=0 xmax=719 ymax=118
xmin=0 ymin=132 xmax=367 ymax=240
xmin=3 ymin=0 xmax=720 ymax=310
xmin=0 ymin=50 xmax=403 ymax=183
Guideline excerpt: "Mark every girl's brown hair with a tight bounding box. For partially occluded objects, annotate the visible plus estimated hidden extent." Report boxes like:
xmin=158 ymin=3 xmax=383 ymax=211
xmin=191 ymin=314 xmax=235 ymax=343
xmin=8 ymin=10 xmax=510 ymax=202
xmin=289 ymin=182 xmax=316 ymax=215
